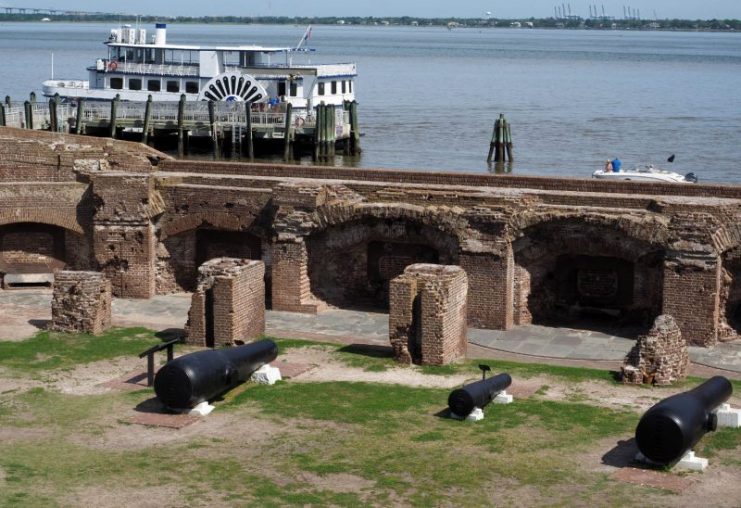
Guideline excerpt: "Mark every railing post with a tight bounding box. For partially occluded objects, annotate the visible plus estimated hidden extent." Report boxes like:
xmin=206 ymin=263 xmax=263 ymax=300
xmin=142 ymin=95 xmax=152 ymax=144
xmin=177 ymin=93 xmax=186 ymax=157
xmin=283 ymin=103 xmax=293 ymax=161
xmin=24 ymin=100 xmax=33 ymax=130
xmin=245 ymin=101 xmax=254 ymax=160
xmin=75 ymin=99 xmax=85 ymax=135
xmin=208 ymin=100 xmax=219 ymax=160
xmin=109 ymin=94 xmax=119 ymax=138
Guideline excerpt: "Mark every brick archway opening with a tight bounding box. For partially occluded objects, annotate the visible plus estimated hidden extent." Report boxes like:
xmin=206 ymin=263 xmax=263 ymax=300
xmin=0 ymin=222 xmax=88 ymax=289
xmin=158 ymin=227 xmax=264 ymax=296
xmin=720 ymin=249 xmax=741 ymax=340
xmin=307 ymin=218 xmax=459 ymax=311
xmin=513 ymin=221 xmax=664 ymax=335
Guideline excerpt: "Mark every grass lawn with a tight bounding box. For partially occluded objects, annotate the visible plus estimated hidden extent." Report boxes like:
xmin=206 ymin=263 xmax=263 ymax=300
xmin=0 ymin=331 xmax=738 ymax=507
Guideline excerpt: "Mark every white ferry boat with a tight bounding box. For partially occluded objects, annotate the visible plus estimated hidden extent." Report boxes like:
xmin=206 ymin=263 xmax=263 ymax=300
xmin=42 ymin=23 xmax=357 ymax=112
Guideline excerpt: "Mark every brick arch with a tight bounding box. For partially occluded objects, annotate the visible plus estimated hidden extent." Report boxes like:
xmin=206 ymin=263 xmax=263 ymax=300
xmin=509 ymin=212 xmax=670 ymax=248
xmin=306 ymin=206 xmax=461 ymax=310
xmin=159 ymin=212 xmax=250 ymax=239
xmin=0 ymin=209 xmax=84 ymax=235
xmin=511 ymin=216 xmax=666 ymax=330
xmin=313 ymin=202 xmax=470 ymax=248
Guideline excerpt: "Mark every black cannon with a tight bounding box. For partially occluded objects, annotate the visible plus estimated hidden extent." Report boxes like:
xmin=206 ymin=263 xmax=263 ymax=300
xmin=154 ymin=339 xmax=278 ymax=409
xmin=635 ymin=376 xmax=732 ymax=466
xmin=448 ymin=367 xmax=512 ymax=417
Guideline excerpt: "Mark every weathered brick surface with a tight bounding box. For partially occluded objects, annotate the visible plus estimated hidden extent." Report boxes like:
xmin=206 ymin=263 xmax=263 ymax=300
xmin=185 ymin=258 xmax=265 ymax=347
xmin=622 ymin=315 xmax=688 ymax=385
xmin=389 ymin=264 xmax=468 ymax=365
xmin=3 ymin=127 xmax=741 ymax=350
xmin=51 ymin=271 xmax=112 ymax=335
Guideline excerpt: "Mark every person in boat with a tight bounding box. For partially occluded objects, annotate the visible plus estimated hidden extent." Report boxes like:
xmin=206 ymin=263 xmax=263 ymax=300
xmin=612 ymin=158 xmax=622 ymax=172
xmin=604 ymin=160 xmax=613 ymax=172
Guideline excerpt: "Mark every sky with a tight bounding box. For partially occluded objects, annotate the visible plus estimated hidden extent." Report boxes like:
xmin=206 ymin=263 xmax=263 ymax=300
xmin=1 ymin=1 xmax=739 ymax=20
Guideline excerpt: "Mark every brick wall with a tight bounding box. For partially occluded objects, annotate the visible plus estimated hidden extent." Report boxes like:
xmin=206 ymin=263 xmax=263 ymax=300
xmin=389 ymin=264 xmax=468 ymax=366
xmin=185 ymin=258 xmax=265 ymax=347
xmin=51 ymin=271 xmax=112 ymax=335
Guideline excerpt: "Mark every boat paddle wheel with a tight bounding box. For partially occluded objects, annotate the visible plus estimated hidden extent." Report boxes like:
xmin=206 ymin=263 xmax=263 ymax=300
xmin=198 ymin=72 xmax=268 ymax=102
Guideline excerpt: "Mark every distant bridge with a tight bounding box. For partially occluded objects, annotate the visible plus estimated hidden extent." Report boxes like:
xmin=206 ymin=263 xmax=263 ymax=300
xmin=0 ymin=5 xmax=122 ymax=16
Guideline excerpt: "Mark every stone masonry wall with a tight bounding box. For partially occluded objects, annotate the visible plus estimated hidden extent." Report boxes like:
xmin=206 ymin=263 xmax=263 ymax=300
xmin=622 ymin=314 xmax=689 ymax=385
xmin=51 ymin=271 xmax=112 ymax=335
xmin=389 ymin=264 xmax=468 ymax=366
xmin=185 ymin=258 xmax=265 ymax=347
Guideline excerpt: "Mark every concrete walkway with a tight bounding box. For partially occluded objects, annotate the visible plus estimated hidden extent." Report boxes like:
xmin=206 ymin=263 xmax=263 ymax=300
xmin=2 ymin=290 xmax=740 ymax=373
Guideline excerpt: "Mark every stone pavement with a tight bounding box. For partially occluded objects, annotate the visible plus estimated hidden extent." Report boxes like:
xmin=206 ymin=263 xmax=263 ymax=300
xmin=1 ymin=290 xmax=740 ymax=373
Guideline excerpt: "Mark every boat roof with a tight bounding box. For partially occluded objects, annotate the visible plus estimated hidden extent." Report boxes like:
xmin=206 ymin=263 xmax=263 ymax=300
xmin=106 ymin=42 xmax=293 ymax=53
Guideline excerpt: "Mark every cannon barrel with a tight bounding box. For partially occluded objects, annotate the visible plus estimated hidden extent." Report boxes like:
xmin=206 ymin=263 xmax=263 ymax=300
xmin=448 ymin=373 xmax=512 ymax=416
xmin=154 ymin=339 xmax=278 ymax=409
xmin=635 ymin=376 xmax=732 ymax=465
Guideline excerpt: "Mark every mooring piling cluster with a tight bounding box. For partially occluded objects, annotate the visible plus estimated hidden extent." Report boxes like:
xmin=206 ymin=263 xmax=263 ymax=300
xmin=487 ymin=113 xmax=514 ymax=164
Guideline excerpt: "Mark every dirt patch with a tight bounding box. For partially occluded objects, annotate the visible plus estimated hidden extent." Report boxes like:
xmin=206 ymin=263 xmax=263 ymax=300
xmin=44 ymin=356 xmax=151 ymax=395
xmin=0 ymin=303 xmax=50 ymax=342
xmin=612 ymin=467 xmax=695 ymax=493
xmin=64 ymin=485 xmax=185 ymax=508
xmin=297 ymin=471 xmax=376 ymax=494
xmin=0 ymin=425 xmax=51 ymax=443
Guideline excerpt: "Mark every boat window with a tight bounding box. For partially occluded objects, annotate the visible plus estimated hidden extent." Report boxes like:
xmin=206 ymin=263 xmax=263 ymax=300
xmin=289 ymin=81 xmax=297 ymax=97
xmin=331 ymin=81 xmax=337 ymax=94
xmin=277 ymin=81 xmax=287 ymax=97
xmin=349 ymin=81 xmax=353 ymax=93
xmin=318 ymin=82 xmax=325 ymax=96
xmin=110 ymin=77 xmax=123 ymax=90
xmin=129 ymin=78 xmax=142 ymax=91
xmin=185 ymin=81 xmax=199 ymax=94
xmin=166 ymin=80 xmax=180 ymax=93
xmin=341 ymin=81 xmax=346 ymax=94
xmin=147 ymin=79 xmax=161 ymax=92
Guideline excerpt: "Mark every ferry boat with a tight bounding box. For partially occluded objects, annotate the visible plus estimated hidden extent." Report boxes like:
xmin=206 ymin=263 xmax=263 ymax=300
xmin=42 ymin=23 xmax=357 ymax=112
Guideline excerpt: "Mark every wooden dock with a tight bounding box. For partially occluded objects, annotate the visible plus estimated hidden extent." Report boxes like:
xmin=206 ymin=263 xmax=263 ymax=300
xmin=0 ymin=93 xmax=361 ymax=161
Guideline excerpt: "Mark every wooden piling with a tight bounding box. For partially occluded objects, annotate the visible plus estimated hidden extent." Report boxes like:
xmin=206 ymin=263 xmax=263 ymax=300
xmin=29 ymin=91 xmax=36 ymax=104
xmin=177 ymin=94 xmax=186 ymax=157
xmin=349 ymin=101 xmax=361 ymax=155
xmin=24 ymin=101 xmax=33 ymax=130
xmin=505 ymin=121 xmax=514 ymax=162
xmin=49 ymin=97 xmax=58 ymax=132
xmin=4 ymin=96 xmax=10 ymax=108
xmin=488 ymin=114 xmax=513 ymax=164
xmin=75 ymin=99 xmax=85 ymax=135
xmin=283 ymin=103 xmax=293 ymax=161
xmin=109 ymin=94 xmax=119 ymax=138
xmin=0 ymin=103 xmax=5 ymax=127
xmin=142 ymin=95 xmax=152 ymax=144
xmin=327 ymin=105 xmax=336 ymax=157
xmin=208 ymin=100 xmax=219 ymax=160
xmin=245 ymin=102 xmax=254 ymax=160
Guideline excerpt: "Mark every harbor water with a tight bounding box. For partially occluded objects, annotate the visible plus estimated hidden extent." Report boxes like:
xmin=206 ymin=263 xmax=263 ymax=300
xmin=1 ymin=22 xmax=740 ymax=182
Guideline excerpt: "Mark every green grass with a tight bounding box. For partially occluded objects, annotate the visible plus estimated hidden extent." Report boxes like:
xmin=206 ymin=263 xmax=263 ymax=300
xmin=0 ymin=328 xmax=163 ymax=375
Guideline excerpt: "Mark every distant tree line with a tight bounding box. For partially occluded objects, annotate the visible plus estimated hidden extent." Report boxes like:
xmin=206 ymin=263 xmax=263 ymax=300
xmin=0 ymin=14 xmax=739 ymax=31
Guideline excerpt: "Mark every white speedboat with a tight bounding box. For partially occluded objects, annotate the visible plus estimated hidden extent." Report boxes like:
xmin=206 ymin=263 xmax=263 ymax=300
xmin=593 ymin=164 xmax=698 ymax=184
xmin=42 ymin=23 xmax=357 ymax=113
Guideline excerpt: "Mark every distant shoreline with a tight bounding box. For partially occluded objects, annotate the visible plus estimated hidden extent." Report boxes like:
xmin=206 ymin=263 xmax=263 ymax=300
xmin=0 ymin=15 xmax=739 ymax=33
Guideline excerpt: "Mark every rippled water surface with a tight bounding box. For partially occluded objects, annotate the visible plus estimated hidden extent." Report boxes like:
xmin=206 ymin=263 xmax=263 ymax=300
xmin=1 ymin=22 xmax=740 ymax=182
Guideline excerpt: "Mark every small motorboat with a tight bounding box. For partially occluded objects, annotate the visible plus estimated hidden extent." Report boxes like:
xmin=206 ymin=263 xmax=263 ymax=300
xmin=593 ymin=155 xmax=698 ymax=184
xmin=593 ymin=165 xmax=698 ymax=183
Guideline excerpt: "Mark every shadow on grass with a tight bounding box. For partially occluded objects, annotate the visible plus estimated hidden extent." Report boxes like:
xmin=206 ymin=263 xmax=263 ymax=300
xmin=337 ymin=343 xmax=393 ymax=359
xmin=134 ymin=396 xmax=170 ymax=414
xmin=601 ymin=438 xmax=640 ymax=468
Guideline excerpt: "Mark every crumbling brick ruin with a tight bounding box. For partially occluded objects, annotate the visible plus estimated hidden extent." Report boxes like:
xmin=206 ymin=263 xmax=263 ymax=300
xmin=622 ymin=314 xmax=689 ymax=385
xmin=389 ymin=264 xmax=468 ymax=365
xmin=51 ymin=270 xmax=112 ymax=335
xmin=185 ymin=258 xmax=265 ymax=347
xmin=3 ymin=126 xmax=741 ymax=354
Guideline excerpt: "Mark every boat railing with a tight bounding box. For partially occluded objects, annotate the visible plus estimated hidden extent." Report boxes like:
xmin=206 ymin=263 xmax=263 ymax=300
xmin=82 ymin=101 xmax=112 ymax=122
xmin=104 ymin=60 xmax=200 ymax=77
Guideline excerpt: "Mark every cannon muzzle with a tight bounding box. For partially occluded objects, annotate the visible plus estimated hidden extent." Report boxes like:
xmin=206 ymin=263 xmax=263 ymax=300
xmin=448 ymin=372 xmax=512 ymax=417
xmin=635 ymin=376 xmax=732 ymax=466
xmin=154 ymin=339 xmax=278 ymax=409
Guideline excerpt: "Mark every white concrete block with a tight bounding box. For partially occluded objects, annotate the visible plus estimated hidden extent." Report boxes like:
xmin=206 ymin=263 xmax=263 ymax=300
xmin=251 ymin=365 xmax=282 ymax=385
xmin=465 ymin=407 xmax=485 ymax=422
xmin=675 ymin=451 xmax=708 ymax=472
xmin=188 ymin=401 xmax=214 ymax=416
xmin=493 ymin=390 xmax=513 ymax=404
xmin=713 ymin=403 xmax=741 ymax=428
